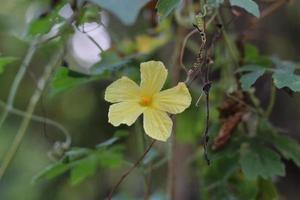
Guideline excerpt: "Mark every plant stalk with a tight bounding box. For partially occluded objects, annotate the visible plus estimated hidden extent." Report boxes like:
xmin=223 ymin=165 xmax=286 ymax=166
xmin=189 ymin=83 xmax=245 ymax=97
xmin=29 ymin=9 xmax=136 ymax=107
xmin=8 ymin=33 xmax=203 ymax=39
xmin=0 ymin=48 xmax=63 ymax=180
xmin=0 ymin=39 xmax=39 ymax=129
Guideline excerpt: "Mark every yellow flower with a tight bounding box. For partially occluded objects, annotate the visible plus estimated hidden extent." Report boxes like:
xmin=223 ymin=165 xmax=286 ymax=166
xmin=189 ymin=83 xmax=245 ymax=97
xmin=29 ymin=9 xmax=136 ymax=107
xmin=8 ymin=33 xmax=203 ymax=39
xmin=104 ymin=61 xmax=192 ymax=141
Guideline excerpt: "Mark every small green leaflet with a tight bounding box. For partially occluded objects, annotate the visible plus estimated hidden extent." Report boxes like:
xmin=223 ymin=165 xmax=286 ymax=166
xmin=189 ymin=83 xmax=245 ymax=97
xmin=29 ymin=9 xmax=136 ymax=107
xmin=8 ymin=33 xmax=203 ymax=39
xmin=96 ymin=137 xmax=119 ymax=149
xmin=244 ymin=44 xmax=272 ymax=66
xmin=90 ymin=51 xmax=129 ymax=75
xmin=50 ymin=67 xmax=92 ymax=96
xmin=207 ymin=0 xmax=224 ymax=8
xmin=272 ymin=72 xmax=300 ymax=92
xmin=257 ymin=119 xmax=300 ymax=167
xmin=272 ymin=57 xmax=295 ymax=73
xmin=64 ymin=148 xmax=91 ymax=161
xmin=272 ymin=58 xmax=300 ymax=92
xmin=239 ymin=144 xmax=285 ymax=179
xmin=29 ymin=18 xmax=54 ymax=36
xmin=235 ymin=179 xmax=258 ymax=200
xmin=238 ymin=65 xmax=265 ymax=90
xmin=230 ymin=0 xmax=260 ymax=18
xmin=0 ymin=56 xmax=18 ymax=74
xmin=32 ymin=162 xmax=71 ymax=183
xmin=156 ymin=0 xmax=181 ymax=20
xmin=272 ymin=134 xmax=300 ymax=167
xmin=257 ymin=178 xmax=279 ymax=200
xmin=88 ymin=0 xmax=151 ymax=25
xmin=33 ymin=137 xmax=124 ymax=185
xmin=70 ymin=156 xmax=98 ymax=185
xmin=204 ymin=0 xmax=260 ymax=17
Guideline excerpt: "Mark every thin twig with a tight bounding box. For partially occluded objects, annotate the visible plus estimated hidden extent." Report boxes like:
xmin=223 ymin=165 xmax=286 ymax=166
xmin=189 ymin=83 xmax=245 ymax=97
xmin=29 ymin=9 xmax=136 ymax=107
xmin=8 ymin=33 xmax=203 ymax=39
xmin=180 ymin=29 xmax=198 ymax=72
xmin=75 ymin=24 xmax=105 ymax=52
xmin=85 ymin=32 xmax=104 ymax=52
xmin=107 ymin=140 xmax=156 ymax=200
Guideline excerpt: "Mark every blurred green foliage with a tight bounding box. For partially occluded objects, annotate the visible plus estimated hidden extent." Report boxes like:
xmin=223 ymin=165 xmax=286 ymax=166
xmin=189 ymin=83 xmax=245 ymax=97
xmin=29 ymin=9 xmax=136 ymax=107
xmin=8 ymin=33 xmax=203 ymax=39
xmin=0 ymin=0 xmax=300 ymax=200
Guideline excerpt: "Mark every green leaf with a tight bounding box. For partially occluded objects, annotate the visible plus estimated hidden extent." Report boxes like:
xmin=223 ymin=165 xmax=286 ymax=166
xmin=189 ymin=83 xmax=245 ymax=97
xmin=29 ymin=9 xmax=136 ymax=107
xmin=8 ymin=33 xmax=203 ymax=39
xmin=239 ymin=144 xmax=285 ymax=179
xmin=239 ymin=65 xmax=265 ymax=90
xmin=113 ymin=130 xmax=129 ymax=138
xmin=88 ymin=0 xmax=151 ymax=25
xmin=207 ymin=0 xmax=224 ymax=8
xmin=229 ymin=0 xmax=260 ymax=18
xmin=77 ymin=6 xmax=101 ymax=26
xmin=64 ymin=148 xmax=91 ymax=161
xmin=272 ymin=71 xmax=300 ymax=92
xmin=204 ymin=154 xmax=239 ymax=185
xmin=0 ymin=56 xmax=18 ymax=74
xmin=95 ymin=131 xmax=127 ymax=151
xmin=237 ymin=65 xmax=264 ymax=73
xmin=234 ymin=179 xmax=258 ymax=200
xmin=272 ymin=57 xmax=295 ymax=73
xmin=244 ymin=44 xmax=272 ymax=66
xmin=272 ymin=134 xmax=300 ymax=167
xmin=97 ymin=147 xmax=123 ymax=168
xmin=70 ymin=156 xmax=97 ymax=185
xmin=156 ymin=0 xmax=181 ymax=20
xmin=271 ymin=57 xmax=300 ymax=92
xmin=32 ymin=162 xmax=71 ymax=183
xmin=210 ymin=183 xmax=238 ymax=200
xmin=90 ymin=51 xmax=132 ymax=75
xmin=96 ymin=137 xmax=119 ymax=149
xmin=33 ymin=143 xmax=124 ymax=184
xmin=257 ymin=178 xmax=279 ymax=200
xmin=50 ymin=67 xmax=91 ymax=95
xmin=29 ymin=18 xmax=54 ymax=36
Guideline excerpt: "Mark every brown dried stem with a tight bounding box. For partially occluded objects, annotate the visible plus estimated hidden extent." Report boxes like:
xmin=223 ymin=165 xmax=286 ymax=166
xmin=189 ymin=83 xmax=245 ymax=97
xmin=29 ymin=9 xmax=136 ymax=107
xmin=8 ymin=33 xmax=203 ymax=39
xmin=107 ymin=140 xmax=156 ymax=200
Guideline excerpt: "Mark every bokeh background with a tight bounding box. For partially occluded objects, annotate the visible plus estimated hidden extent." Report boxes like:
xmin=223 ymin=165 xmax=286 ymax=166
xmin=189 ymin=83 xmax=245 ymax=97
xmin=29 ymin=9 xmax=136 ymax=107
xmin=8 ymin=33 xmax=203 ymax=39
xmin=0 ymin=0 xmax=300 ymax=199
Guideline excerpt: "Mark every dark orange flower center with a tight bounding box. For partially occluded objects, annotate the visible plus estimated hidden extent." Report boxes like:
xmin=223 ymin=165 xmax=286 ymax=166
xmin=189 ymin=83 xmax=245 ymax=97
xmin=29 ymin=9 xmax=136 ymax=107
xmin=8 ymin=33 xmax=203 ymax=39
xmin=139 ymin=96 xmax=152 ymax=106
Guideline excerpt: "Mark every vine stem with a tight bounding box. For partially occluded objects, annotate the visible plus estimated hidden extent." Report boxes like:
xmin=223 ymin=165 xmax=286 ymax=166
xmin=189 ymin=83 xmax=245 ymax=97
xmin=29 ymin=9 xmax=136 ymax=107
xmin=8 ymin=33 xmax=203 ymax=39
xmin=0 ymin=49 xmax=64 ymax=180
xmin=0 ymin=10 xmax=78 ymax=132
xmin=265 ymin=84 xmax=276 ymax=117
xmin=0 ymin=39 xmax=39 ymax=129
xmin=107 ymin=140 xmax=156 ymax=200
xmin=179 ymin=12 xmax=217 ymax=72
xmin=0 ymin=100 xmax=71 ymax=147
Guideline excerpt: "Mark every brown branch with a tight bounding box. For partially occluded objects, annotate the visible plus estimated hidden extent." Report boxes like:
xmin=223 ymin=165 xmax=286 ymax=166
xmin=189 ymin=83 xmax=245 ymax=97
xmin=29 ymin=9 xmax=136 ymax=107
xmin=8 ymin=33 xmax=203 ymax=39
xmin=258 ymin=0 xmax=289 ymax=21
xmin=179 ymin=13 xmax=217 ymax=74
xmin=180 ymin=29 xmax=198 ymax=72
xmin=107 ymin=140 xmax=156 ymax=200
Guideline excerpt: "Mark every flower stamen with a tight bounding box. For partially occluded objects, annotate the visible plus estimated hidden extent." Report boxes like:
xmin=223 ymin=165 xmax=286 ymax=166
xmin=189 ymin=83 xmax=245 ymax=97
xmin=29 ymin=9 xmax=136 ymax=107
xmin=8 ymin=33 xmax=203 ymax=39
xmin=139 ymin=96 xmax=152 ymax=106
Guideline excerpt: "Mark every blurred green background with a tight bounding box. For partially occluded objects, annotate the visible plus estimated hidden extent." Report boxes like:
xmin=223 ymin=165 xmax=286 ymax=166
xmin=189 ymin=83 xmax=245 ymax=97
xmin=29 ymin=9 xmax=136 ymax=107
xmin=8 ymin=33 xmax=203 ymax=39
xmin=0 ymin=0 xmax=300 ymax=200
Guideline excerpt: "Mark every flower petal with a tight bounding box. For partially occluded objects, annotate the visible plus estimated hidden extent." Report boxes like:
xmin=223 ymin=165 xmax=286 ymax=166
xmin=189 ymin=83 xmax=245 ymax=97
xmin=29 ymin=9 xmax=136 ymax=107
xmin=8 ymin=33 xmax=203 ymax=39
xmin=108 ymin=102 xmax=144 ymax=126
xmin=153 ymin=82 xmax=191 ymax=114
xmin=143 ymin=109 xmax=172 ymax=141
xmin=105 ymin=77 xmax=140 ymax=103
xmin=140 ymin=61 xmax=167 ymax=95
